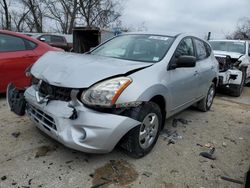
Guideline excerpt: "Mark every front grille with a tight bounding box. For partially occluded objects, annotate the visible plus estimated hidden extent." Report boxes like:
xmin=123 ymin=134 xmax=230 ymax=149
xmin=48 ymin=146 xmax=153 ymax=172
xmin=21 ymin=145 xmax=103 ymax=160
xmin=27 ymin=104 xmax=57 ymax=131
xmin=39 ymin=81 xmax=72 ymax=101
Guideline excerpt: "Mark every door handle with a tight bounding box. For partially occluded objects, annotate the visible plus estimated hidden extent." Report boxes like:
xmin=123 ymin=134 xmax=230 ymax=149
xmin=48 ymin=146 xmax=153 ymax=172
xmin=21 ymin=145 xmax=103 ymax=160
xmin=194 ymin=71 xmax=199 ymax=76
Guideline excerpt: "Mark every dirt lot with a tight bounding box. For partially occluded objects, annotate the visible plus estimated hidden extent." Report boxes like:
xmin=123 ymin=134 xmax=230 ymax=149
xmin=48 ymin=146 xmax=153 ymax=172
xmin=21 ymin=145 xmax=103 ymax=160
xmin=0 ymin=88 xmax=249 ymax=188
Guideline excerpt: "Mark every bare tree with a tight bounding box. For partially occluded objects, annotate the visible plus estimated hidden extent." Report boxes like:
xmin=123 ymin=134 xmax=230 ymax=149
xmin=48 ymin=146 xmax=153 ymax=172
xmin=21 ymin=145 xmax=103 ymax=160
xmin=0 ymin=0 xmax=11 ymax=30
xmin=21 ymin=0 xmax=45 ymax=32
xmin=44 ymin=0 xmax=78 ymax=34
xmin=78 ymin=0 xmax=121 ymax=28
xmin=227 ymin=17 xmax=250 ymax=40
xmin=11 ymin=8 xmax=30 ymax=32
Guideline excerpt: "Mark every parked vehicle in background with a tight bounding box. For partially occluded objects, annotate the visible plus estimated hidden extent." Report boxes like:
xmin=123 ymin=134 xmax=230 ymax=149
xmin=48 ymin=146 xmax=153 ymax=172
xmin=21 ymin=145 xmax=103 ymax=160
xmin=0 ymin=30 xmax=61 ymax=93
xmin=7 ymin=33 xmax=218 ymax=158
xmin=209 ymin=40 xmax=250 ymax=96
xmin=33 ymin=34 xmax=72 ymax=51
xmin=73 ymin=27 xmax=116 ymax=53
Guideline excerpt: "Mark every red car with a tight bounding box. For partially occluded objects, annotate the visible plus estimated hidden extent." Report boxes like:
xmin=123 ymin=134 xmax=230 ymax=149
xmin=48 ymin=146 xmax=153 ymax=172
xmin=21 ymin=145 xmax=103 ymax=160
xmin=0 ymin=30 xmax=61 ymax=93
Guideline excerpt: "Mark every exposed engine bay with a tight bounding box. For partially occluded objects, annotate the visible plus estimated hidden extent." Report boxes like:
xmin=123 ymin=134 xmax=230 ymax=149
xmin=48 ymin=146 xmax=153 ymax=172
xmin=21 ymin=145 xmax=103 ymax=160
xmin=215 ymin=54 xmax=242 ymax=72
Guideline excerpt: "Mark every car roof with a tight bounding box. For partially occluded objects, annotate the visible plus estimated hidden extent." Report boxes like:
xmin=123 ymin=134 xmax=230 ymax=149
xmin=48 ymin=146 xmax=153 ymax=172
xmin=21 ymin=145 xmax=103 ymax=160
xmin=123 ymin=31 xmax=182 ymax=37
xmin=120 ymin=32 xmax=211 ymax=42
xmin=209 ymin=39 xmax=246 ymax=43
xmin=0 ymin=30 xmax=42 ymax=43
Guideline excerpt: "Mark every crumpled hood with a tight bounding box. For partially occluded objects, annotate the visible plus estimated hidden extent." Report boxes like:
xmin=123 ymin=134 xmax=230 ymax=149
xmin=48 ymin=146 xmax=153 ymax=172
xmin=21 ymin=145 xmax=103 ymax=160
xmin=31 ymin=51 xmax=152 ymax=88
xmin=213 ymin=50 xmax=243 ymax=59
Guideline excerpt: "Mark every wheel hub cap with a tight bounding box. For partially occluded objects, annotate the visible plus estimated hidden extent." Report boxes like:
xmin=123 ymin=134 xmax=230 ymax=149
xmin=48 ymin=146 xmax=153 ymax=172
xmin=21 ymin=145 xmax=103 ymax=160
xmin=207 ymin=87 xmax=215 ymax=107
xmin=139 ymin=113 xmax=159 ymax=149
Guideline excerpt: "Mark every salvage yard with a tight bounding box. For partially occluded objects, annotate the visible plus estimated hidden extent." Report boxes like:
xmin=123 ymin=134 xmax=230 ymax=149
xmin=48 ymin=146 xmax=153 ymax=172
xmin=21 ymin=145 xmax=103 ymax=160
xmin=0 ymin=89 xmax=249 ymax=188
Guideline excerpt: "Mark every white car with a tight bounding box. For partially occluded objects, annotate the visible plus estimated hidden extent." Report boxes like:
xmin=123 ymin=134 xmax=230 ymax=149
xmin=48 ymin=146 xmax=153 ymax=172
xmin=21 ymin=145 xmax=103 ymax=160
xmin=209 ymin=40 xmax=250 ymax=96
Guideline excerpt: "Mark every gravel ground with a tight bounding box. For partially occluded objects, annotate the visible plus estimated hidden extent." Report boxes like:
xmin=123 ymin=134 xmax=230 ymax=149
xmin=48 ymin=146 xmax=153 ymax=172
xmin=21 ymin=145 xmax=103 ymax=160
xmin=0 ymin=88 xmax=249 ymax=188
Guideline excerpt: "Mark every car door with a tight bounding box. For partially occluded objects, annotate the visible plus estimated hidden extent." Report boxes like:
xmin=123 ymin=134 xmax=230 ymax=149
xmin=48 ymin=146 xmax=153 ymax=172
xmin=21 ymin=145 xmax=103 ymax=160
xmin=193 ymin=38 xmax=214 ymax=98
xmin=167 ymin=37 xmax=200 ymax=114
xmin=0 ymin=33 xmax=37 ymax=92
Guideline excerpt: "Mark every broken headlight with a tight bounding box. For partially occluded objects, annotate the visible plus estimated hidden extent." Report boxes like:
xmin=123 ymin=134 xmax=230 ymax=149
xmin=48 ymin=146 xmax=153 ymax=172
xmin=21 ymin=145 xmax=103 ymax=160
xmin=81 ymin=77 xmax=132 ymax=107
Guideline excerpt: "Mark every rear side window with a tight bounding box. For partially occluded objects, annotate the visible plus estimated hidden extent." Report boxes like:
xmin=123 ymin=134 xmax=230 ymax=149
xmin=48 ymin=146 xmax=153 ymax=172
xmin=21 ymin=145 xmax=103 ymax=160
xmin=0 ymin=33 xmax=26 ymax=52
xmin=194 ymin=39 xmax=207 ymax=60
xmin=205 ymin=42 xmax=212 ymax=57
xmin=51 ymin=35 xmax=65 ymax=43
xmin=25 ymin=39 xmax=37 ymax=50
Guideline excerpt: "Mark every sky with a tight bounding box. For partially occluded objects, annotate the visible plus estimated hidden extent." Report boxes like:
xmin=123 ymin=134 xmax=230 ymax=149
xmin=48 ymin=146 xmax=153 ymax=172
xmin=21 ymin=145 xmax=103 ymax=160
xmin=120 ymin=0 xmax=250 ymax=39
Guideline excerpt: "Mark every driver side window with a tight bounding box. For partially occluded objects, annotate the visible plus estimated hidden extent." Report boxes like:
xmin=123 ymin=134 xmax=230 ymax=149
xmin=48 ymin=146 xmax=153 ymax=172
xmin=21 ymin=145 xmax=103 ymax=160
xmin=175 ymin=38 xmax=194 ymax=58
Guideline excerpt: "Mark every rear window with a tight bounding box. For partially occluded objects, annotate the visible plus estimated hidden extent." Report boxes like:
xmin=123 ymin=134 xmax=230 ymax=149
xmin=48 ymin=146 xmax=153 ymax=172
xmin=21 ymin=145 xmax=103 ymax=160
xmin=0 ymin=33 xmax=26 ymax=52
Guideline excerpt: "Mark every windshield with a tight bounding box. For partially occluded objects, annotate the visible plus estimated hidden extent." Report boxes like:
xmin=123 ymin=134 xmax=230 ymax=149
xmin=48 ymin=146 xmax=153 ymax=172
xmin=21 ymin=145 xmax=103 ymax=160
xmin=209 ymin=41 xmax=246 ymax=54
xmin=91 ymin=34 xmax=175 ymax=63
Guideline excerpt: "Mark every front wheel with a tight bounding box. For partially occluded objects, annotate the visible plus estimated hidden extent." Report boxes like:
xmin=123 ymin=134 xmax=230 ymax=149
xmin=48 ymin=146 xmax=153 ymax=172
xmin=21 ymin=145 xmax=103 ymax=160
xmin=120 ymin=102 xmax=162 ymax=158
xmin=197 ymin=83 xmax=216 ymax=112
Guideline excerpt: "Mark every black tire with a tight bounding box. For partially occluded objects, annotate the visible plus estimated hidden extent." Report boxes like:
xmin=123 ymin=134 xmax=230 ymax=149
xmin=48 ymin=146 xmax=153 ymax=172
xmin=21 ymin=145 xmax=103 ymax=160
xmin=230 ymin=69 xmax=246 ymax=97
xmin=120 ymin=102 xmax=162 ymax=158
xmin=197 ymin=83 xmax=216 ymax=112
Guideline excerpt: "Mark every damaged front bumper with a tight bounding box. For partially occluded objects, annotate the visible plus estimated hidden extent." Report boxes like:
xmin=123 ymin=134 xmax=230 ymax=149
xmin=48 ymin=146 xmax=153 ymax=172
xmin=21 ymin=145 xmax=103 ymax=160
xmin=218 ymin=69 xmax=243 ymax=87
xmin=7 ymin=85 xmax=141 ymax=153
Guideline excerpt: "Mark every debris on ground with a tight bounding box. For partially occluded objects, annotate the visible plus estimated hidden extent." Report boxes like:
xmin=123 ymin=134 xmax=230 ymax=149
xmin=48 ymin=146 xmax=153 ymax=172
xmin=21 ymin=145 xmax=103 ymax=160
xmin=196 ymin=143 xmax=214 ymax=149
xmin=170 ymin=169 xmax=179 ymax=174
xmin=11 ymin=131 xmax=20 ymax=138
xmin=161 ymin=129 xmax=182 ymax=145
xmin=220 ymin=176 xmax=244 ymax=184
xmin=204 ymin=143 xmax=213 ymax=148
xmin=222 ymin=142 xmax=227 ymax=147
xmin=224 ymin=136 xmax=237 ymax=145
xmin=1 ymin=176 xmax=7 ymax=181
xmin=142 ymin=171 xmax=152 ymax=177
xmin=35 ymin=145 xmax=57 ymax=158
xmin=199 ymin=147 xmax=216 ymax=160
xmin=28 ymin=178 xmax=33 ymax=185
xmin=91 ymin=160 xmax=138 ymax=187
xmin=172 ymin=118 xmax=191 ymax=127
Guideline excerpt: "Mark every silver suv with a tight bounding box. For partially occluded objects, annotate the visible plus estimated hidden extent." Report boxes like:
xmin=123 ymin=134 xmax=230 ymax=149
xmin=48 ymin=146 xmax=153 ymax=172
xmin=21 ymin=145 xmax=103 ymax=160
xmin=8 ymin=33 xmax=218 ymax=158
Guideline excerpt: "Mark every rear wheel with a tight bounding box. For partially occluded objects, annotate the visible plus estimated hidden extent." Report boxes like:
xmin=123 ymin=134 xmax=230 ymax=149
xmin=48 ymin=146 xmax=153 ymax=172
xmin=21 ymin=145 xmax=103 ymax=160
xmin=120 ymin=102 xmax=162 ymax=158
xmin=197 ymin=83 xmax=216 ymax=112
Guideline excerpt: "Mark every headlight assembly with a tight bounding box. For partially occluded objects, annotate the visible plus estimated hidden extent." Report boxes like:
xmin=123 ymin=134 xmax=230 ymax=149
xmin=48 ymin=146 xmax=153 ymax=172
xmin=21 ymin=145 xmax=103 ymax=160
xmin=81 ymin=77 xmax=132 ymax=107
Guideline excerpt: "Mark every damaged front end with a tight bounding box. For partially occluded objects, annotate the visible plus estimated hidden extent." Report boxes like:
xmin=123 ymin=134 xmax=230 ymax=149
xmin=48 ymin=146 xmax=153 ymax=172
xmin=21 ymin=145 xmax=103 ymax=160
xmin=7 ymin=78 xmax=142 ymax=153
xmin=215 ymin=54 xmax=243 ymax=85
xmin=214 ymin=54 xmax=245 ymax=96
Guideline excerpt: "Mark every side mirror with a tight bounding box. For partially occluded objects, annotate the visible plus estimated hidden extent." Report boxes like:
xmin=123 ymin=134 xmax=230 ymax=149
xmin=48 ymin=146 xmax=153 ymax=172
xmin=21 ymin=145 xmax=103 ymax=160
xmin=39 ymin=37 xmax=46 ymax=42
xmin=176 ymin=55 xmax=196 ymax=68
